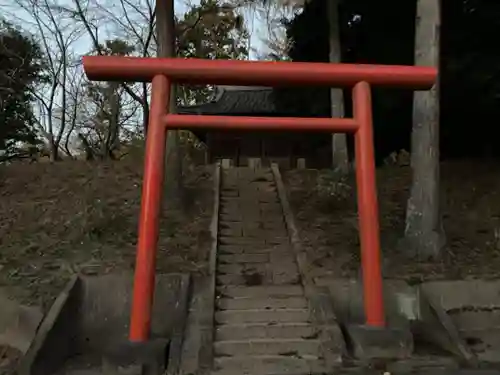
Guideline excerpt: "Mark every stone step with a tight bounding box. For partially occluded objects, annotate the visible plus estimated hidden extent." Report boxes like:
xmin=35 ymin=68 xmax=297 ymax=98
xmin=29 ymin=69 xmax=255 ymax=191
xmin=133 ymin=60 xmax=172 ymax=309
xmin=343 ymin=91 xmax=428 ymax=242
xmin=218 ymin=253 xmax=295 ymax=265
xmin=219 ymin=237 xmax=267 ymax=246
xmin=221 ymin=196 xmax=278 ymax=204
xmin=214 ymin=338 xmax=321 ymax=356
xmin=219 ymin=219 xmax=283 ymax=227
xmin=215 ymin=322 xmax=318 ymax=340
xmin=222 ymin=196 xmax=276 ymax=201
xmin=217 ymin=297 xmax=308 ymax=310
xmin=221 ymin=181 xmax=273 ymax=188
xmin=221 ymin=206 xmax=283 ymax=215
xmin=221 ymin=185 xmax=275 ymax=191
xmin=213 ymin=356 xmax=325 ymax=375
xmin=221 ymin=193 xmax=276 ymax=199
xmin=220 ymin=212 xmax=283 ymax=220
xmin=221 ymin=206 xmax=278 ymax=215
xmin=221 ymin=200 xmax=279 ymax=206
xmin=221 ymin=201 xmax=282 ymax=208
xmin=218 ymin=245 xmax=288 ymax=255
xmin=219 ymin=222 xmax=286 ymax=233
xmin=217 ymin=273 xmax=300 ymax=286
xmin=219 ymin=228 xmax=288 ymax=239
xmin=245 ymin=229 xmax=288 ymax=238
xmin=217 ymin=285 xmax=303 ymax=298
xmin=221 ymin=189 xmax=276 ymax=194
xmin=218 ymin=253 xmax=270 ymax=264
xmin=218 ymin=263 xmax=268 ymax=274
xmin=219 ymin=214 xmax=284 ymax=224
xmin=215 ymin=309 xmax=310 ymax=324
xmin=218 ymin=263 xmax=298 ymax=275
xmin=220 ymin=188 xmax=239 ymax=196
xmin=217 ymin=273 xmax=269 ymax=286
xmin=219 ymin=237 xmax=287 ymax=246
xmin=219 ymin=224 xmax=287 ymax=233
xmin=222 ymin=185 xmax=275 ymax=191
xmin=219 ymin=214 xmax=247 ymax=222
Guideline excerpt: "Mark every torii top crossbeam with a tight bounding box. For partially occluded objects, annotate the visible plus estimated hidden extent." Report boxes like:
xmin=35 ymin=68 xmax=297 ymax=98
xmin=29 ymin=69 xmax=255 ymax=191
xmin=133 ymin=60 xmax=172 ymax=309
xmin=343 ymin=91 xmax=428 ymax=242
xmin=83 ymin=56 xmax=436 ymax=89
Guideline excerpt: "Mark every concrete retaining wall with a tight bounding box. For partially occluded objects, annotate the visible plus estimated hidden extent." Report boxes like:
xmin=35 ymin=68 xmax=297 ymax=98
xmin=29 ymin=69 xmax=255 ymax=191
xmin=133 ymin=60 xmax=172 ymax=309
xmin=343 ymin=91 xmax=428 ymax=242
xmin=20 ymin=273 xmax=190 ymax=375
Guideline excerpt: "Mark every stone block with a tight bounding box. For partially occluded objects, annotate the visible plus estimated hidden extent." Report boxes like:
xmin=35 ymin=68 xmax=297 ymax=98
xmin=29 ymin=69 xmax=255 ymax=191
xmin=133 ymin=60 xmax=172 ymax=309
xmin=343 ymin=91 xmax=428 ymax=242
xmin=102 ymin=338 xmax=169 ymax=375
xmin=297 ymin=158 xmax=306 ymax=169
xmin=346 ymin=324 xmax=413 ymax=360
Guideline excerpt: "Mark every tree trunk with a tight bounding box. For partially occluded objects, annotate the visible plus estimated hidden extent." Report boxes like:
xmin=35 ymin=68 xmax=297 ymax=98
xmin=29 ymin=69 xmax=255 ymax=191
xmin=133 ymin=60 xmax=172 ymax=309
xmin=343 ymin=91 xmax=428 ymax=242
xmin=327 ymin=0 xmax=349 ymax=175
xmin=101 ymin=83 xmax=120 ymax=159
xmin=78 ymin=133 xmax=95 ymax=161
xmin=48 ymin=134 xmax=59 ymax=162
xmin=156 ymin=0 xmax=183 ymax=205
xmin=404 ymin=0 xmax=445 ymax=258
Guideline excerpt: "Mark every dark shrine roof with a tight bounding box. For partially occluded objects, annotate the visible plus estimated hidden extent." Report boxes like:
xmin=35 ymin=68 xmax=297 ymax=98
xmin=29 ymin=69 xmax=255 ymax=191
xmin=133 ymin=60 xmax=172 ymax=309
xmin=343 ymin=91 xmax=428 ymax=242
xmin=178 ymin=86 xmax=276 ymax=115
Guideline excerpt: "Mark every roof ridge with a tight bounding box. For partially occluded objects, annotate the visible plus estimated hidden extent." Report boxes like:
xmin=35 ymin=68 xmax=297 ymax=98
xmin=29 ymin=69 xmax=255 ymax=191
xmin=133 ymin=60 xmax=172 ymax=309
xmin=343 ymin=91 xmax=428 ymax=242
xmin=177 ymin=86 xmax=275 ymax=115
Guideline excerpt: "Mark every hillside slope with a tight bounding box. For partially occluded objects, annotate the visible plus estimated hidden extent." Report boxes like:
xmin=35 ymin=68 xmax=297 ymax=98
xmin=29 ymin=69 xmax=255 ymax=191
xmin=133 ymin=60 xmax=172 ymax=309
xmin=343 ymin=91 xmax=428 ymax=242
xmin=0 ymin=158 xmax=213 ymax=309
xmin=285 ymin=160 xmax=500 ymax=281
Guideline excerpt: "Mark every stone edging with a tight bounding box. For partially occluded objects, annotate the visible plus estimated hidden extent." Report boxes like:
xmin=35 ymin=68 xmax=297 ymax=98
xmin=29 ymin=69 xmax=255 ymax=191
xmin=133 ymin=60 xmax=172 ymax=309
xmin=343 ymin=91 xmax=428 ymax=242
xmin=209 ymin=162 xmax=221 ymax=279
xmin=417 ymin=285 xmax=476 ymax=365
xmin=197 ymin=161 xmax=221 ymax=374
xmin=166 ymin=273 xmax=191 ymax=375
xmin=19 ymin=275 xmax=80 ymax=375
xmin=271 ymin=163 xmax=346 ymax=366
xmin=271 ymin=164 xmax=311 ymax=284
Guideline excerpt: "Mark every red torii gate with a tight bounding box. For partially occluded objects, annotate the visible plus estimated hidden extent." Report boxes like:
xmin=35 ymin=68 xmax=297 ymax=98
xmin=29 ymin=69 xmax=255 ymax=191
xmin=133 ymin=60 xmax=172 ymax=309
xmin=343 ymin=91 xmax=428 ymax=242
xmin=82 ymin=55 xmax=437 ymax=342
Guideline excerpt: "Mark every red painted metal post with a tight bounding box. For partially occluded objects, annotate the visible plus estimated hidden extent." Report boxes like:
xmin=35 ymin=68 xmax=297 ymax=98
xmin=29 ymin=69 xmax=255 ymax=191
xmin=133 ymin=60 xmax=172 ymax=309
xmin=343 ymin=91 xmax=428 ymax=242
xmin=353 ymin=81 xmax=385 ymax=327
xmin=129 ymin=74 xmax=170 ymax=341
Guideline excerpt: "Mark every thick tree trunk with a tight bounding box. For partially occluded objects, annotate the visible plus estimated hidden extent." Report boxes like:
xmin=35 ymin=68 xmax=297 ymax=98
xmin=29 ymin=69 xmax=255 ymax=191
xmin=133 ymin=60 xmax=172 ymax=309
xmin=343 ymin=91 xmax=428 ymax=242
xmin=156 ymin=0 xmax=183 ymax=205
xmin=404 ymin=0 xmax=445 ymax=258
xmin=48 ymin=134 xmax=59 ymax=162
xmin=327 ymin=0 xmax=349 ymax=175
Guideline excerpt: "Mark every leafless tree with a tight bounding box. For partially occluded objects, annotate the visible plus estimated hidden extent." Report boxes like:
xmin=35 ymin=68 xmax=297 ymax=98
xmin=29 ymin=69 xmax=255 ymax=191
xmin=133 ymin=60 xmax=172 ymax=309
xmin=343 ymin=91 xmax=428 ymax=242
xmin=63 ymin=63 xmax=87 ymax=157
xmin=57 ymin=0 xmax=154 ymax=131
xmin=227 ymin=0 xmax=298 ymax=59
xmin=8 ymin=0 xmax=84 ymax=161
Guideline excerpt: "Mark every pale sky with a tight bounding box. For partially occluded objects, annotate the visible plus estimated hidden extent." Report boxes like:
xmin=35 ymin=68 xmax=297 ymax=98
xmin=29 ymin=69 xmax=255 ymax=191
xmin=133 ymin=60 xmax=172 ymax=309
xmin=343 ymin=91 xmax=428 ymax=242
xmin=1 ymin=0 xmax=291 ymax=153
xmin=2 ymin=0 xmax=271 ymax=60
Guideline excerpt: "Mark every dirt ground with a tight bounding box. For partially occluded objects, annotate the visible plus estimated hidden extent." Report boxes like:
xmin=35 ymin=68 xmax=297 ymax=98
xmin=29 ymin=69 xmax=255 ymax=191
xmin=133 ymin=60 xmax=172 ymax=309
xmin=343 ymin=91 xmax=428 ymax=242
xmin=0 ymin=157 xmax=214 ymax=310
xmin=284 ymin=159 xmax=500 ymax=282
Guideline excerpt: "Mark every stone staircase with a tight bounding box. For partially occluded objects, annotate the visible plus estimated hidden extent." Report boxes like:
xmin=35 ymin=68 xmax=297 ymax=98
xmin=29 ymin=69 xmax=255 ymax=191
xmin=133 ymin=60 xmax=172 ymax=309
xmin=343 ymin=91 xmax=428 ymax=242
xmin=211 ymin=167 xmax=330 ymax=375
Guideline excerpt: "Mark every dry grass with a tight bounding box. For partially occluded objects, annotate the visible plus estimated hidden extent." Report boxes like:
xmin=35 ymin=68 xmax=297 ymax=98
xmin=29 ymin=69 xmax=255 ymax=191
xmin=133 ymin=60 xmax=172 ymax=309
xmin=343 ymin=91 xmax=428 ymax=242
xmin=0 ymin=157 xmax=213 ymax=310
xmin=284 ymin=160 xmax=500 ymax=282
